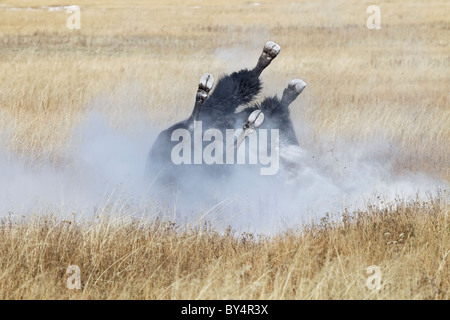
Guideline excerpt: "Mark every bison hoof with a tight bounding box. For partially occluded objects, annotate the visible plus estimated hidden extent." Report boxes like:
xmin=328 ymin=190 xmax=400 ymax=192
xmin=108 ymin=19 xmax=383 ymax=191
xmin=281 ymin=79 xmax=307 ymax=107
xmin=199 ymin=73 xmax=214 ymax=92
xmin=247 ymin=109 xmax=265 ymax=129
xmin=288 ymin=79 xmax=307 ymax=95
xmin=255 ymin=41 xmax=281 ymax=73
xmin=235 ymin=110 xmax=265 ymax=149
xmin=197 ymin=73 xmax=214 ymax=102
xmin=263 ymin=41 xmax=281 ymax=60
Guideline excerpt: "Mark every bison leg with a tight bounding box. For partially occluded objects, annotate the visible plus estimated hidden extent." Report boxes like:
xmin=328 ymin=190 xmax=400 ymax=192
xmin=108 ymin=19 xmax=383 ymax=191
xmin=190 ymin=73 xmax=214 ymax=122
xmin=280 ymin=79 xmax=306 ymax=108
xmin=235 ymin=109 xmax=265 ymax=150
xmin=252 ymin=41 xmax=281 ymax=77
xmin=199 ymin=42 xmax=280 ymax=119
xmin=250 ymin=79 xmax=306 ymax=147
xmin=188 ymin=73 xmax=214 ymax=131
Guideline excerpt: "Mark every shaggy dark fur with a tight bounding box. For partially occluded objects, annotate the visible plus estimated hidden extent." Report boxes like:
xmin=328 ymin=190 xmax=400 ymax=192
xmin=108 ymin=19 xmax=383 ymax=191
xmin=146 ymin=42 xmax=305 ymax=190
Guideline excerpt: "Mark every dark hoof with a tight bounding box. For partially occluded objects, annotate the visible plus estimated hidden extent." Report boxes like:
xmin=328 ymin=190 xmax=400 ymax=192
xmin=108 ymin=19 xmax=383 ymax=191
xmin=197 ymin=73 xmax=214 ymax=101
xmin=263 ymin=41 xmax=281 ymax=60
xmin=199 ymin=73 xmax=214 ymax=92
xmin=246 ymin=109 xmax=265 ymax=130
xmin=254 ymin=41 xmax=281 ymax=74
xmin=287 ymin=79 xmax=306 ymax=94
xmin=235 ymin=110 xmax=265 ymax=149
xmin=281 ymin=79 xmax=306 ymax=107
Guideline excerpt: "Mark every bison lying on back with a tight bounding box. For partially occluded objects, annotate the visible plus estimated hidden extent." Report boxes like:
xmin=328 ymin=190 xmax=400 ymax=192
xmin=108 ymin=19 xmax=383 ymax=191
xmin=146 ymin=41 xmax=306 ymax=194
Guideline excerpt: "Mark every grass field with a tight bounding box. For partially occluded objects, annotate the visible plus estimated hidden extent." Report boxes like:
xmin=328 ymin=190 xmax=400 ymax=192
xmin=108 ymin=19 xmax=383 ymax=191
xmin=0 ymin=0 xmax=449 ymax=299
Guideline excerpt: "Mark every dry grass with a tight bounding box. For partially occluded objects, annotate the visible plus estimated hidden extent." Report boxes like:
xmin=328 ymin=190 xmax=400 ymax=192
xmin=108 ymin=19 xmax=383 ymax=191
xmin=0 ymin=0 xmax=449 ymax=299
xmin=0 ymin=196 xmax=448 ymax=299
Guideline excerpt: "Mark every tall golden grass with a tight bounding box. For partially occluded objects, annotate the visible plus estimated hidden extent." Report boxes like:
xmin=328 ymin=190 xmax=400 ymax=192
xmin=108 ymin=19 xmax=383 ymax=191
xmin=0 ymin=196 xmax=448 ymax=299
xmin=0 ymin=0 xmax=448 ymax=299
